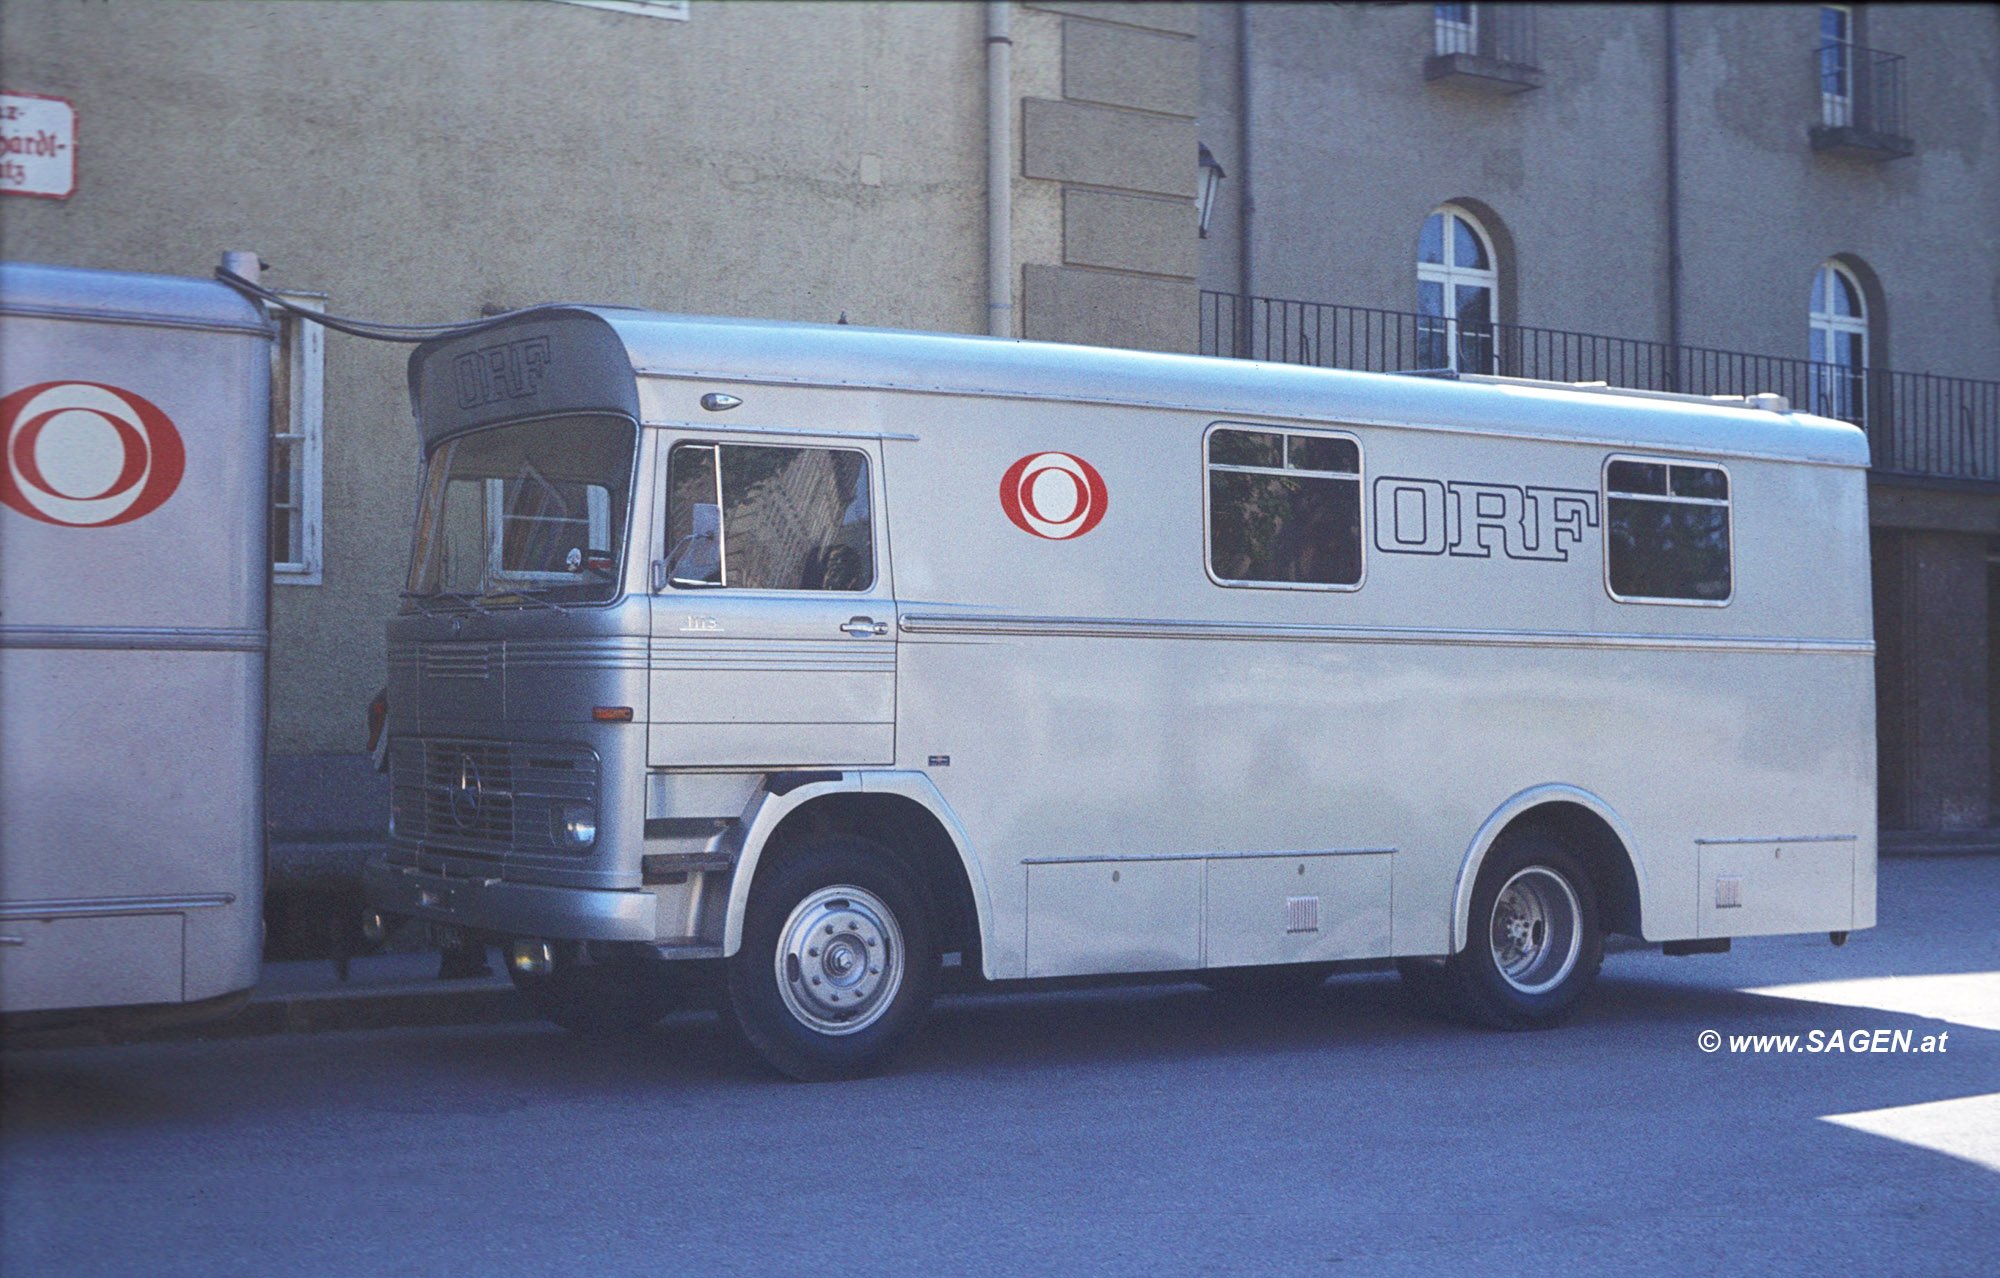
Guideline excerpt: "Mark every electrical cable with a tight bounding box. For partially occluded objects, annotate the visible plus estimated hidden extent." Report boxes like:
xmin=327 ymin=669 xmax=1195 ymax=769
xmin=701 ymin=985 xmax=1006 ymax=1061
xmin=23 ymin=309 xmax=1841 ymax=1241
xmin=213 ymin=266 xmax=588 ymax=344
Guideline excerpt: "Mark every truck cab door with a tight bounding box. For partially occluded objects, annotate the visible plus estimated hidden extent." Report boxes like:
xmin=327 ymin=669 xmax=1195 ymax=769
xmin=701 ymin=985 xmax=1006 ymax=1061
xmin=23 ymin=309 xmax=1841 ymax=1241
xmin=647 ymin=434 xmax=895 ymax=769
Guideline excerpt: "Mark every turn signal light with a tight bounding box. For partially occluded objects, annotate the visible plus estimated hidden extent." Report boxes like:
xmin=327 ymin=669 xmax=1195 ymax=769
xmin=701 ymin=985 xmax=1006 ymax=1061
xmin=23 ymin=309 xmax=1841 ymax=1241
xmin=592 ymin=706 xmax=634 ymax=722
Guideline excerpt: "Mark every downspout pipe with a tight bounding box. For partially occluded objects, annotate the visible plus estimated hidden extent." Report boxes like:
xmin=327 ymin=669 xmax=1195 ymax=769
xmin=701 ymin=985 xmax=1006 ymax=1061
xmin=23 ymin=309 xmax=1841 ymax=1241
xmin=1664 ymin=6 xmax=1683 ymax=387
xmin=986 ymin=2 xmax=1013 ymax=337
xmin=1235 ymin=1 xmax=1254 ymax=357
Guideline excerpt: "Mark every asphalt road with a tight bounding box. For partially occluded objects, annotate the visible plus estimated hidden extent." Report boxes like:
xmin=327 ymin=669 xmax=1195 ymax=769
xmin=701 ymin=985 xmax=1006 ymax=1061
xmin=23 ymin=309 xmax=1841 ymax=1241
xmin=4 ymin=856 xmax=1996 ymax=1277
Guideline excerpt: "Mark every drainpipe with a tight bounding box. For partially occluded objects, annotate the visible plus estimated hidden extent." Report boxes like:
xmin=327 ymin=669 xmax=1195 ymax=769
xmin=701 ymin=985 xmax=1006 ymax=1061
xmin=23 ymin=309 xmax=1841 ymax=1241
xmin=1234 ymin=2 xmax=1254 ymax=357
xmin=986 ymin=2 xmax=1013 ymax=337
xmin=1664 ymin=6 xmax=1683 ymax=388
xmin=220 ymin=250 xmax=261 ymax=287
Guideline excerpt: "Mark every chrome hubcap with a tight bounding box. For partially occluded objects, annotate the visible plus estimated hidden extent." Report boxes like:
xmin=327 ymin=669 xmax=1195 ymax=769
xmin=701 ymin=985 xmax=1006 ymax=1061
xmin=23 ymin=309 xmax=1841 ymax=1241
xmin=1488 ymin=867 xmax=1582 ymax=995
xmin=775 ymin=885 xmax=903 ymax=1036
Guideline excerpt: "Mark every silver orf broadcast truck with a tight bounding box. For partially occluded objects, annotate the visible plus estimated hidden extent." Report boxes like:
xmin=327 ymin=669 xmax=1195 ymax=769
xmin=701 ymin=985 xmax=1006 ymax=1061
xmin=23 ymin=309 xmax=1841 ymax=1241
xmin=366 ymin=307 xmax=1877 ymax=1080
xmin=0 ymin=259 xmax=270 ymax=1029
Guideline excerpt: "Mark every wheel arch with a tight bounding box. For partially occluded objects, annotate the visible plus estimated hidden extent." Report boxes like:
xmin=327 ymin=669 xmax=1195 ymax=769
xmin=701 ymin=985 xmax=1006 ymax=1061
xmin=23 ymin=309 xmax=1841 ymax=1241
xmin=1449 ymin=784 xmax=1646 ymax=954
xmin=722 ymin=772 xmax=993 ymax=976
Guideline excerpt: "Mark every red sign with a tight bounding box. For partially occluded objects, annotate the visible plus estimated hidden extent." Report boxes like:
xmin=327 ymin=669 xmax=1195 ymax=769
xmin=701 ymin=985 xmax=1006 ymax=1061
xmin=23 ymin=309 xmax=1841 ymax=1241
xmin=0 ymin=381 xmax=185 ymax=526
xmin=1000 ymin=451 xmax=1108 ymax=540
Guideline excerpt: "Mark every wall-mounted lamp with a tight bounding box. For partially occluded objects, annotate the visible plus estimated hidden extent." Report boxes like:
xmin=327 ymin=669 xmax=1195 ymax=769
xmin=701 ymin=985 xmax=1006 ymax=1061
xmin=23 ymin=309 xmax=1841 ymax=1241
xmin=1197 ymin=142 xmax=1227 ymax=239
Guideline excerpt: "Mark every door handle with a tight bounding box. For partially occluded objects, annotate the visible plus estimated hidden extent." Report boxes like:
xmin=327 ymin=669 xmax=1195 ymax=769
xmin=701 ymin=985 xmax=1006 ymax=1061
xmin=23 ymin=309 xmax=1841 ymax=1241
xmin=840 ymin=617 xmax=890 ymax=637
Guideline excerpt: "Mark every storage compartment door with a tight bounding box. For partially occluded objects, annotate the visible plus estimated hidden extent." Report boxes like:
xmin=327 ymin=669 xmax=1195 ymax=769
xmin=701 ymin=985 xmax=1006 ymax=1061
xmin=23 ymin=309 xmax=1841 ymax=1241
xmin=1697 ymin=839 xmax=1856 ymax=939
xmin=1204 ymin=852 xmax=1393 ymax=968
xmin=1025 ymin=859 xmax=1204 ymax=978
xmin=0 ymin=913 xmax=185 ymax=1012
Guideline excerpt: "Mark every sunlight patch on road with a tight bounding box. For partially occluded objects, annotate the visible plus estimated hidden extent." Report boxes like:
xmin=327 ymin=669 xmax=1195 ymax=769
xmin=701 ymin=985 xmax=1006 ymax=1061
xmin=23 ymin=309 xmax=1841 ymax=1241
xmin=1822 ymin=1093 xmax=2000 ymax=1174
xmin=1742 ymin=971 xmax=2000 ymax=1033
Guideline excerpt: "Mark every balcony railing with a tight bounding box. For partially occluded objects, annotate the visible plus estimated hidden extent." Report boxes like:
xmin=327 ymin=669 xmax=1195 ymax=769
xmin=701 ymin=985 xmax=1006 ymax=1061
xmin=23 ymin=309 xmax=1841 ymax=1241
xmin=1199 ymin=291 xmax=2000 ymax=484
xmin=1426 ymin=4 xmax=1540 ymax=93
xmin=1811 ymin=42 xmax=1912 ymax=158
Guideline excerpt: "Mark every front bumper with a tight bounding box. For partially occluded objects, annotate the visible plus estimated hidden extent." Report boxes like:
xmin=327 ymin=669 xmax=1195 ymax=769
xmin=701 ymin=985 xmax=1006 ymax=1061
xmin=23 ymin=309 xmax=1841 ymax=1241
xmin=363 ymin=858 xmax=657 ymax=942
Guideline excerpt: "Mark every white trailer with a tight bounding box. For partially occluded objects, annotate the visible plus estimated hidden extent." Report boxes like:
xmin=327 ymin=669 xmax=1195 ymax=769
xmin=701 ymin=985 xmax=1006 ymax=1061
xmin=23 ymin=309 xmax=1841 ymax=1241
xmin=365 ymin=309 xmax=1876 ymax=1079
xmin=0 ymin=259 xmax=271 ymax=1027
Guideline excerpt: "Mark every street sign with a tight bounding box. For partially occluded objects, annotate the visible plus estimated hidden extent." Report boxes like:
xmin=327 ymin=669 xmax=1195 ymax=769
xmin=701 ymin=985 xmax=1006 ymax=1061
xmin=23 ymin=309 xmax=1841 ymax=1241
xmin=1 ymin=92 xmax=77 ymax=200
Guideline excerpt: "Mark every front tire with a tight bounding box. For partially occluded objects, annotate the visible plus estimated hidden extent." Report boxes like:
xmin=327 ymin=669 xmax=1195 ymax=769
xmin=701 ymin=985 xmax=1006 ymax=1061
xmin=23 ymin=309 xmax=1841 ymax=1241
xmin=1424 ymin=833 xmax=1605 ymax=1029
xmin=726 ymin=836 xmax=940 ymax=1081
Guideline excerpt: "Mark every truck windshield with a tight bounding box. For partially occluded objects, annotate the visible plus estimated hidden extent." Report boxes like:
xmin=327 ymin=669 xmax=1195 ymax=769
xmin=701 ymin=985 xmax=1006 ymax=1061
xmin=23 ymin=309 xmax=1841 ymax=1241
xmin=406 ymin=415 xmax=636 ymax=607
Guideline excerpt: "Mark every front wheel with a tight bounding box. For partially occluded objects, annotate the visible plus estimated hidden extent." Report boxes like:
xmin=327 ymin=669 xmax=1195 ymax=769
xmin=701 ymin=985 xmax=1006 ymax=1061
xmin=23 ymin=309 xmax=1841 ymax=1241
xmin=725 ymin=836 xmax=940 ymax=1081
xmin=1426 ymin=834 xmax=1605 ymax=1029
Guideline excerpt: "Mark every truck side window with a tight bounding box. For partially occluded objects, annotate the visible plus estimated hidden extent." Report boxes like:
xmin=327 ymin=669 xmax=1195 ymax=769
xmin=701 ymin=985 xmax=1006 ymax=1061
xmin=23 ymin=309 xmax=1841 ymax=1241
xmin=1206 ymin=427 xmax=1362 ymax=588
xmin=667 ymin=443 xmax=874 ymax=591
xmin=1605 ymin=458 xmax=1731 ymax=603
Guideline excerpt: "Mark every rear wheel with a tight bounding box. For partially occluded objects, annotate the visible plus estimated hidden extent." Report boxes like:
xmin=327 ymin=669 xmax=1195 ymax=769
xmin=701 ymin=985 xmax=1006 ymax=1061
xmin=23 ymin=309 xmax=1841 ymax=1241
xmin=725 ymin=835 xmax=939 ymax=1081
xmin=1448 ymin=832 xmax=1600 ymax=1032
xmin=1412 ymin=833 xmax=1604 ymax=1029
xmin=506 ymin=941 xmax=680 ymax=1036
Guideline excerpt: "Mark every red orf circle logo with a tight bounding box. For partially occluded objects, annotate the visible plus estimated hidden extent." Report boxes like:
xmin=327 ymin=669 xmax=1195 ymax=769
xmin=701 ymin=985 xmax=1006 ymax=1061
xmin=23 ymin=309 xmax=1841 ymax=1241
xmin=999 ymin=451 xmax=1108 ymax=540
xmin=0 ymin=381 xmax=185 ymax=527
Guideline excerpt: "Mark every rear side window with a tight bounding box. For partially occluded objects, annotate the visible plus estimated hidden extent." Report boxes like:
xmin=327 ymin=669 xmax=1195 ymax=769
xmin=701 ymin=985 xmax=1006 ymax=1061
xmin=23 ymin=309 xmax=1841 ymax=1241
xmin=1206 ymin=426 xmax=1363 ymax=588
xmin=1604 ymin=457 xmax=1731 ymax=603
xmin=666 ymin=443 xmax=874 ymax=591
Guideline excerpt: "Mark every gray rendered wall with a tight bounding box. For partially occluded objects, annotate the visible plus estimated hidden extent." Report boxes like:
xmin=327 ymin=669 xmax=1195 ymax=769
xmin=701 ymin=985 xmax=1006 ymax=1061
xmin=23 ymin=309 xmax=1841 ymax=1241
xmin=1202 ymin=3 xmax=2000 ymax=379
xmin=1020 ymin=2 xmax=1200 ymax=352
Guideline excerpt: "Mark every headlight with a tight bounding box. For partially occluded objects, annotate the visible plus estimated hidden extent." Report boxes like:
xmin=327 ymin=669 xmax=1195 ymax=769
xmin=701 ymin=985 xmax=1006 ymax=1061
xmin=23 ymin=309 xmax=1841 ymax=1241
xmin=556 ymin=803 xmax=597 ymax=849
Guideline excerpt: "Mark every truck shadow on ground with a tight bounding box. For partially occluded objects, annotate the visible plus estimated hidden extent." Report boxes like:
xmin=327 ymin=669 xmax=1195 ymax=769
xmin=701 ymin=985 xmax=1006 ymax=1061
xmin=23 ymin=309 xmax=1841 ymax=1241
xmin=3 ymin=963 xmax=1990 ymax=1143
xmin=399 ymin=962 xmax=1995 ymax=1097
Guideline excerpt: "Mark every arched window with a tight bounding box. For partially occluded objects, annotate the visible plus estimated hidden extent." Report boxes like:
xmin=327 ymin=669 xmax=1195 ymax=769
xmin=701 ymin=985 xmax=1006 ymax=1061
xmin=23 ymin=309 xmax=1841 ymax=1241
xmin=1809 ymin=260 xmax=1868 ymax=423
xmin=1417 ymin=205 xmax=1498 ymax=373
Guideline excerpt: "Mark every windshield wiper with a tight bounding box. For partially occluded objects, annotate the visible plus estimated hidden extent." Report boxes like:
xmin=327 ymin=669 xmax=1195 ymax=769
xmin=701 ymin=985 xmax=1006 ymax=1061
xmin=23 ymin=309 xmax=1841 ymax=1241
xmin=400 ymin=589 xmax=497 ymax=617
xmin=483 ymin=589 xmax=570 ymax=616
xmin=398 ymin=591 xmax=443 ymax=618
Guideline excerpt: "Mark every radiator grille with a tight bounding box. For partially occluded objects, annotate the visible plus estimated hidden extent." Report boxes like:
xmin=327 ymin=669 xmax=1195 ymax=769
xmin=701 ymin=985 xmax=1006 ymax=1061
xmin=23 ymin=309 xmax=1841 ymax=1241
xmin=420 ymin=642 xmax=498 ymax=680
xmin=389 ymin=736 xmax=598 ymax=858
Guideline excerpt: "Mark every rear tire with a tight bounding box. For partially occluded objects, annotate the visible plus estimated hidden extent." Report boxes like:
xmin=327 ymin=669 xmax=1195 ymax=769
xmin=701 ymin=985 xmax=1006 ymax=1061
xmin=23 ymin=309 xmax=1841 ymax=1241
xmin=507 ymin=941 xmax=680 ymax=1036
xmin=1446 ymin=833 xmax=1604 ymax=1028
xmin=725 ymin=835 xmax=940 ymax=1081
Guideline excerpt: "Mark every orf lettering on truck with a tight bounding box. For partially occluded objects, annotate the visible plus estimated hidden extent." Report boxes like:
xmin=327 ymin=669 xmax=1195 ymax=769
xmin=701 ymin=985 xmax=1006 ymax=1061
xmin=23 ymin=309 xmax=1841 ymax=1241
xmin=453 ymin=336 xmax=552 ymax=409
xmin=0 ymin=379 xmax=185 ymax=527
xmin=1372 ymin=475 xmax=1598 ymax=562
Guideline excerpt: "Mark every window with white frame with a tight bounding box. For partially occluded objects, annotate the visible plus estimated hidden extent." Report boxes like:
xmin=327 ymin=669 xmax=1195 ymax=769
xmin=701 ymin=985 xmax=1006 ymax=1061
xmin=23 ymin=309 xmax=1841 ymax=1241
xmin=1205 ymin=425 xmax=1363 ymax=589
xmin=1434 ymin=4 xmax=1477 ymax=56
xmin=1604 ymin=457 xmax=1732 ymax=604
xmin=269 ymin=295 xmax=325 ymax=584
xmin=1809 ymin=261 xmax=1868 ymax=425
xmin=1417 ymin=204 xmax=1499 ymax=373
xmin=1819 ymin=5 xmax=1854 ymax=126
